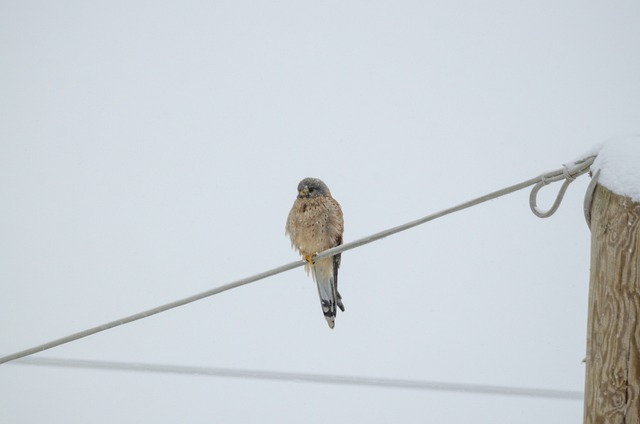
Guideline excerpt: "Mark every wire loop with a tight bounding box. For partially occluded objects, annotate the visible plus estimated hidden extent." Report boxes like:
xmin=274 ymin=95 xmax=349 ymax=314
xmin=529 ymin=156 xmax=596 ymax=218
xmin=529 ymin=178 xmax=572 ymax=218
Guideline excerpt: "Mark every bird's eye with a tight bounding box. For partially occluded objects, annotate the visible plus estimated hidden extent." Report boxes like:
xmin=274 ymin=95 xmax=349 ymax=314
xmin=309 ymin=187 xmax=315 ymax=192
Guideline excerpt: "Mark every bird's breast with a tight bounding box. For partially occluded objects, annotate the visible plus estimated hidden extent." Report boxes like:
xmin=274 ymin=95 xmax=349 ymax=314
xmin=287 ymin=198 xmax=339 ymax=256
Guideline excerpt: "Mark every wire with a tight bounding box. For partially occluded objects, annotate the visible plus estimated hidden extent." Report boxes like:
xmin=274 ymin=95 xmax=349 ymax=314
xmin=10 ymin=356 xmax=583 ymax=401
xmin=0 ymin=156 xmax=596 ymax=366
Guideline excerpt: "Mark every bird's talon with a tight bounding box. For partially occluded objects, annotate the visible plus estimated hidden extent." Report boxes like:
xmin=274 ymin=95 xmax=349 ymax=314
xmin=304 ymin=255 xmax=315 ymax=264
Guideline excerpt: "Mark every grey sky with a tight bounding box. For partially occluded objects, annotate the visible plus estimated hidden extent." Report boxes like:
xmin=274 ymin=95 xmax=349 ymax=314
xmin=1 ymin=1 xmax=639 ymax=423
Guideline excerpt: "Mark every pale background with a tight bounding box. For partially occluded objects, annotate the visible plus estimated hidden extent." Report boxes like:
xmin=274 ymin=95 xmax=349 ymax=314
xmin=1 ymin=1 xmax=639 ymax=423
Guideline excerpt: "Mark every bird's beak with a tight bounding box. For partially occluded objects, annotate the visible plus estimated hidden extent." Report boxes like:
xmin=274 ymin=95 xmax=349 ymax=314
xmin=298 ymin=187 xmax=309 ymax=198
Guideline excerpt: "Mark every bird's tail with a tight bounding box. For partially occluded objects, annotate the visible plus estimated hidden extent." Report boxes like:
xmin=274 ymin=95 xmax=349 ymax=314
xmin=312 ymin=257 xmax=341 ymax=329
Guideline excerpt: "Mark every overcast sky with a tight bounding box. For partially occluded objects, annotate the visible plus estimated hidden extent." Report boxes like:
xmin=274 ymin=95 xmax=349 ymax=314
xmin=2 ymin=1 xmax=639 ymax=423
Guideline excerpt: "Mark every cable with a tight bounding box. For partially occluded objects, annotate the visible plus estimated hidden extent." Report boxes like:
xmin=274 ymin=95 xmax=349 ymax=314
xmin=0 ymin=156 xmax=596 ymax=365
xmin=10 ymin=356 xmax=583 ymax=401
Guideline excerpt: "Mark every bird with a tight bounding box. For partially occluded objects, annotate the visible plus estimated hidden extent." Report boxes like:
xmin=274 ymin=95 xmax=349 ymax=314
xmin=286 ymin=177 xmax=345 ymax=329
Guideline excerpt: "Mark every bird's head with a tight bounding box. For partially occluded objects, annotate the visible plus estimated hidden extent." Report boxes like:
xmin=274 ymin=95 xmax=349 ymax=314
xmin=297 ymin=177 xmax=331 ymax=198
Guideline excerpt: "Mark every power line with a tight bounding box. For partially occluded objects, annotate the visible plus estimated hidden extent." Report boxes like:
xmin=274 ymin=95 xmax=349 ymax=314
xmin=0 ymin=156 xmax=596 ymax=366
xmin=10 ymin=356 xmax=583 ymax=401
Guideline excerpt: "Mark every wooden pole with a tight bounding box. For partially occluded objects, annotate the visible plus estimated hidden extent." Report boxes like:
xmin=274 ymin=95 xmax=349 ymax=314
xmin=585 ymin=184 xmax=640 ymax=423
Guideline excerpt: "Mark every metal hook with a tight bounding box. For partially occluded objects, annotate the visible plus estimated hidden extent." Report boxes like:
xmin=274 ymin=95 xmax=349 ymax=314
xmin=583 ymin=169 xmax=601 ymax=230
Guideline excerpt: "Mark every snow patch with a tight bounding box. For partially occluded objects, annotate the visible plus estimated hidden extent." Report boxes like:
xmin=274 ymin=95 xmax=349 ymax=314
xmin=592 ymin=135 xmax=640 ymax=202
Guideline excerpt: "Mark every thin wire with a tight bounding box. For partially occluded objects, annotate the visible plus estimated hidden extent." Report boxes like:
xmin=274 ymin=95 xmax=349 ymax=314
xmin=0 ymin=260 xmax=307 ymax=365
xmin=10 ymin=356 xmax=583 ymax=401
xmin=0 ymin=157 xmax=596 ymax=366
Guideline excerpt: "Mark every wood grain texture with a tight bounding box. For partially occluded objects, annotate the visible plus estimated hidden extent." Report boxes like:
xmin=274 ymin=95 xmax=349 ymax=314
xmin=585 ymin=185 xmax=640 ymax=424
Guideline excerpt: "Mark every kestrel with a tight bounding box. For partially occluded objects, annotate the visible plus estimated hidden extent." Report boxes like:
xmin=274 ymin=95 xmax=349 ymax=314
xmin=286 ymin=177 xmax=345 ymax=329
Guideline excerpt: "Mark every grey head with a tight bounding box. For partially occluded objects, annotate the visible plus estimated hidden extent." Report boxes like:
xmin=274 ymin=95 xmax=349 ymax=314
xmin=297 ymin=177 xmax=331 ymax=199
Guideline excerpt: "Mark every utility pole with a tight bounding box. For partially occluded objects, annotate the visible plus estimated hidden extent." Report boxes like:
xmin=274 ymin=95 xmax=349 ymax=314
xmin=584 ymin=184 xmax=640 ymax=423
